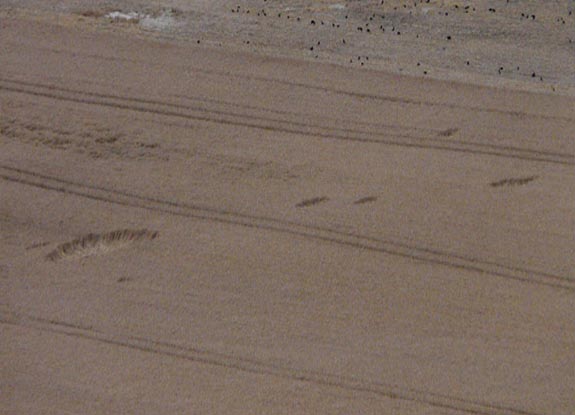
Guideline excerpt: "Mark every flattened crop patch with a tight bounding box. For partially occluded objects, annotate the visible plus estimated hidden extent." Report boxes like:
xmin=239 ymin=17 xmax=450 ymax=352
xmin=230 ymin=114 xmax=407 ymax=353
xmin=490 ymin=176 xmax=538 ymax=187
xmin=295 ymin=196 xmax=329 ymax=208
xmin=46 ymin=229 xmax=158 ymax=261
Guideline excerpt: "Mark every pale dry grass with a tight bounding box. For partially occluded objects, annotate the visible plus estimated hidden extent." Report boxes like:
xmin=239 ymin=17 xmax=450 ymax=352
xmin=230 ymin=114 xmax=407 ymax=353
xmin=46 ymin=229 xmax=158 ymax=261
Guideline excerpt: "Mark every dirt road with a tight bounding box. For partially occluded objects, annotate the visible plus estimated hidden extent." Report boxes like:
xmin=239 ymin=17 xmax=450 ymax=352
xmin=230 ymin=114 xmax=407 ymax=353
xmin=2 ymin=9 xmax=574 ymax=415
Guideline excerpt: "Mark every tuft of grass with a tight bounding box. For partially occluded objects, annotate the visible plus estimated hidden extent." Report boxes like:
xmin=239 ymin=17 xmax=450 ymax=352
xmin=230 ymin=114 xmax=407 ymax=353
xmin=490 ymin=176 xmax=538 ymax=187
xmin=46 ymin=229 xmax=158 ymax=261
xmin=78 ymin=10 xmax=107 ymax=18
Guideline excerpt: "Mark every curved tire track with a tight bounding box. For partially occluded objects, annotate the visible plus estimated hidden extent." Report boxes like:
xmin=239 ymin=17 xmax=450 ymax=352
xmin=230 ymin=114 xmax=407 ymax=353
xmin=0 ymin=310 xmax=546 ymax=415
xmin=1 ymin=165 xmax=573 ymax=291
xmin=1 ymin=78 xmax=573 ymax=166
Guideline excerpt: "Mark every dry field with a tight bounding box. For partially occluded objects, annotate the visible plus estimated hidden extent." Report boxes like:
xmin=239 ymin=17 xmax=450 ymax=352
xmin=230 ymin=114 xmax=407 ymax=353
xmin=1 ymin=1 xmax=574 ymax=414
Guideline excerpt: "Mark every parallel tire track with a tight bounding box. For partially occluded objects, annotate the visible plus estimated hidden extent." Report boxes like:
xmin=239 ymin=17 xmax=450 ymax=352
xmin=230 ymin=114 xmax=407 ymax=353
xmin=1 ymin=78 xmax=573 ymax=166
xmin=1 ymin=165 xmax=573 ymax=291
xmin=0 ymin=310 xmax=546 ymax=415
xmin=178 ymin=64 xmax=575 ymax=123
xmin=6 ymin=44 xmax=574 ymax=123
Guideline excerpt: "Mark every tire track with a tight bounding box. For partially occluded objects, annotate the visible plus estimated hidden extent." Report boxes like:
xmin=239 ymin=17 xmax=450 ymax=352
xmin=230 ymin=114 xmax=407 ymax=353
xmin=5 ymin=43 xmax=574 ymax=123
xmin=1 ymin=165 xmax=573 ymax=291
xmin=1 ymin=78 xmax=573 ymax=166
xmin=171 ymin=92 xmax=440 ymax=135
xmin=0 ymin=310 xmax=546 ymax=415
xmin=2 ymin=77 xmax=422 ymax=140
xmin=180 ymin=65 xmax=575 ymax=123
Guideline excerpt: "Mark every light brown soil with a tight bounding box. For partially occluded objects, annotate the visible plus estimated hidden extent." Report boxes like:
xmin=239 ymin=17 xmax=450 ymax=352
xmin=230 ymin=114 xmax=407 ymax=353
xmin=1 ymin=2 xmax=574 ymax=415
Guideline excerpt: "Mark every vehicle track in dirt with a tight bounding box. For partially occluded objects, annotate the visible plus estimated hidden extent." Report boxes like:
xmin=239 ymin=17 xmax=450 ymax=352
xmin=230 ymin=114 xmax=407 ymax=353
xmin=1 ymin=164 xmax=573 ymax=291
xmin=1 ymin=77 xmax=573 ymax=166
xmin=0 ymin=310 xmax=546 ymax=415
xmin=5 ymin=41 xmax=574 ymax=123
xmin=2 ymin=13 xmax=573 ymax=415
xmin=195 ymin=66 xmax=575 ymax=123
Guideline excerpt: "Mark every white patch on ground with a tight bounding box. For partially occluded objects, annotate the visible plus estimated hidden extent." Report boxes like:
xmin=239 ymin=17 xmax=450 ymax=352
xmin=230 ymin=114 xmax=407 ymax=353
xmin=104 ymin=9 xmax=178 ymax=31
xmin=106 ymin=11 xmax=141 ymax=21
xmin=329 ymin=4 xmax=346 ymax=10
xmin=139 ymin=10 xmax=177 ymax=31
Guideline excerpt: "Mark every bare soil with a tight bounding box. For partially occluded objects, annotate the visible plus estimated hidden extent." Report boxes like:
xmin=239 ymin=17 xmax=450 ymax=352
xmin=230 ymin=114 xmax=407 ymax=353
xmin=1 ymin=2 xmax=574 ymax=414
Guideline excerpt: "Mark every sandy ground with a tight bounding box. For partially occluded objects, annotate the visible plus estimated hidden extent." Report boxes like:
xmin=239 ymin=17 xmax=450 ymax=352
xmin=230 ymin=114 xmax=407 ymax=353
xmin=1 ymin=2 xmax=575 ymax=415
xmin=2 ymin=0 xmax=574 ymax=94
